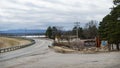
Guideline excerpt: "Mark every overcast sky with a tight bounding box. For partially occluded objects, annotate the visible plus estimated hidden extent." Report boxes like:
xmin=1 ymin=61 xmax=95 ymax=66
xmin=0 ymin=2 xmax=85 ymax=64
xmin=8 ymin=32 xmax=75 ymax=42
xmin=0 ymin=0 xmax=113 ymax=30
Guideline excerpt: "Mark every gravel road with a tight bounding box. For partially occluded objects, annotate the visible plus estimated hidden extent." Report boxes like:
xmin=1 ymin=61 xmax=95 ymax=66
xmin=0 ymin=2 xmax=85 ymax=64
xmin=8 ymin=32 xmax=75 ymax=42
xmin=0 ymin=38 xmax=120 ymax=68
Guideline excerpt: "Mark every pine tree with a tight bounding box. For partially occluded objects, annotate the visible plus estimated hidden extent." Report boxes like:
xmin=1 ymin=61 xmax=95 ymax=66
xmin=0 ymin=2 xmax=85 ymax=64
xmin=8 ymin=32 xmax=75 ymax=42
xmin=113 ymin=0 xmax=120 ymax=5
xmin=72 ymin=26 xmax=84 ymax=39
xmin=52 ymin=26 xmax=58 ymax=39
xmin=46 ymin=26 xmax=52 ymax=39
xmin=99 ymin=1 xmax=120 ymax=50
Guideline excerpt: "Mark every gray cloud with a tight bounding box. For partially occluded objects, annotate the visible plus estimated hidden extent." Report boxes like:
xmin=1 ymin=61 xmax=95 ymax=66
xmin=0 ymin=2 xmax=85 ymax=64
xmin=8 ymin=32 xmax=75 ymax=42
xmin=0 ymin=0 xmax=113 ymax=30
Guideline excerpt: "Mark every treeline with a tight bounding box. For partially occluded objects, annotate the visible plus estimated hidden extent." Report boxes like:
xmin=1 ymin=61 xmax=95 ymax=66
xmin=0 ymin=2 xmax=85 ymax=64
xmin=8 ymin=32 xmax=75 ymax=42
xmin=99 ymin=0 xmax=120 ymax=50
xmin=46 ymin=20 xmax=98 ymax=39
xmin=46 ymin=0 xmax=120 ymax=51
xmin=45 ymin=26 xmax=63 ymax=39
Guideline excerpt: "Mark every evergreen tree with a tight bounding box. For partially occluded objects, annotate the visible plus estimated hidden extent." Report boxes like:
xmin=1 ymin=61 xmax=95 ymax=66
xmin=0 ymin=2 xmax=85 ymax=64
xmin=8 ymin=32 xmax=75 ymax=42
xmin=72 ymin=26 xmax=77 ymax=35
xmin=72 ymin=26 xmax=84 ymax=39
xmin=99 ymin=1 xmax=120 ymax=50
xmin=52 ymin=26 xmax=58 ymax=39
xmin=46 ymin=26 xmax=62 ymax=39
xmin=78 ymin=27 xmax=84 ymax=38
xmin=113 ymin=0 xmax=120 ymax=5
xmin=46 ymin=26 xmax=52 ymax=39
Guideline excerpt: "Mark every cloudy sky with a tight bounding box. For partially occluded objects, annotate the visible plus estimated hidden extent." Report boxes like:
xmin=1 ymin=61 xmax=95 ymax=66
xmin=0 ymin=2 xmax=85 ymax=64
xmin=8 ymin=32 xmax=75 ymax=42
xmin=0 ymin=0 xmax=113 ymax=30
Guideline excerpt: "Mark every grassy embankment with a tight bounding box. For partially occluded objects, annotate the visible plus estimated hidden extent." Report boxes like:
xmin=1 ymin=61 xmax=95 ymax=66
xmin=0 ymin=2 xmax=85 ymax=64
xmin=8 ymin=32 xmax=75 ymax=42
xmin=0 ymin=37 xmax=31 ymax=48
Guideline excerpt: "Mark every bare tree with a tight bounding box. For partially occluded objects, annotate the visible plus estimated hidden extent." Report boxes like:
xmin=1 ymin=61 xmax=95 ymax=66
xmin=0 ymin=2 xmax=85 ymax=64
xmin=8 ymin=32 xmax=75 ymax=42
xmin=83 ymin=20 xmax=98 ymax=39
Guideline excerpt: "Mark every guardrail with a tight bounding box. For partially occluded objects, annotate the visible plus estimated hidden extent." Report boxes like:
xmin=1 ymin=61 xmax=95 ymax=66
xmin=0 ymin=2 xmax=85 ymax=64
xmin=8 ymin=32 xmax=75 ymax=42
xmin=0 ymin=37 xmax=35 ymax=53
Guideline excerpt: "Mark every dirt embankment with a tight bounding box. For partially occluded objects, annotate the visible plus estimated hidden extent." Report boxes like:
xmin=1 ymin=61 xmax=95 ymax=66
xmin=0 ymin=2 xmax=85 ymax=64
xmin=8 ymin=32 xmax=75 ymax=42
xmin=0 ymin=37 xmax=31 ymax=48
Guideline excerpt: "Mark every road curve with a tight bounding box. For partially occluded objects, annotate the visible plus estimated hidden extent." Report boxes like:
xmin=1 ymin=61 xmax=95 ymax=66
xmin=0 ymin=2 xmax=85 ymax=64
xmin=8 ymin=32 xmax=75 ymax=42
xmin=0 ymin=38 xmax=120 ymax=68
xmin=0 ymin=38 xmax=53 ymax=61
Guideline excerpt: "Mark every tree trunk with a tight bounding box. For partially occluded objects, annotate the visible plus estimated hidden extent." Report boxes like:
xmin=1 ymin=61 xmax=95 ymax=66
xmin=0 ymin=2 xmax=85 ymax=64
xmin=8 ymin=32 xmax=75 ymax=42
xmin=108 ymin=44 xmax=111 ymax=51
xmin=116 ymin=43 xmax=120 ymax=51
xmin=111 ymin=44 xmax=114 ymax=50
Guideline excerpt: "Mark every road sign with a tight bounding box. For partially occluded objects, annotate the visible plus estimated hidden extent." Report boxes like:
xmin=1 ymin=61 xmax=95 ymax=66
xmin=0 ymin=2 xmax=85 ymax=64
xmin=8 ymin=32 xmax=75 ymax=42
xmin=101 ymin=41 xmax=108 ymax=46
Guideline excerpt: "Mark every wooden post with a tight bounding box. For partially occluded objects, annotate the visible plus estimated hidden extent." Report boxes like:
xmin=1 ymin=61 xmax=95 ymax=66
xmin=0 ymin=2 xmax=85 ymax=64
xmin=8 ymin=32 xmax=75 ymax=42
xmin=96 ymin=36 xmax=101 ymax=47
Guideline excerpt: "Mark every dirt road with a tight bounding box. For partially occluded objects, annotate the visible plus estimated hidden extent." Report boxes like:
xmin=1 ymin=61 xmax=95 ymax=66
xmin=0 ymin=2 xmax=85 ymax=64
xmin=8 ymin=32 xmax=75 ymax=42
xmin=0 ymin=38 xmax=120 ymax=68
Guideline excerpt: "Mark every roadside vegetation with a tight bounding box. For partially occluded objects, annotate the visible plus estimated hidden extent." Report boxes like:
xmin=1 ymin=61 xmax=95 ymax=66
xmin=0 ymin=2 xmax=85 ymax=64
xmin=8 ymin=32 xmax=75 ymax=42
xmin=99 ymin=0 xmax=120 ymax=51
xmin=46 ymin=0 xmax=120 ymax=53
xmin=46 ymin=20 xmax=98 ymax=40
xmin=0 ymin=37 xmax=31 ymax=48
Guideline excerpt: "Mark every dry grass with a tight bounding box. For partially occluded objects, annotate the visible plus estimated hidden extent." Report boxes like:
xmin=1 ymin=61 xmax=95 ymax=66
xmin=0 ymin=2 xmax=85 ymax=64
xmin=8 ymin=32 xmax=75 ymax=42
xmin=53 ymin=46 xmax=75 ymax=53
xmin=0 ymin=37 xmax=31 ymax=48
xmin=52 ymin=41 xmax=109 ymax=54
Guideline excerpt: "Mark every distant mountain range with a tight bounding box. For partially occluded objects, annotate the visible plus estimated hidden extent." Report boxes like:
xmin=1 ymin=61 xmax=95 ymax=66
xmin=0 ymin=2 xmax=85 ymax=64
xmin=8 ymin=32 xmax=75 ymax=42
xmin=0 ymin=29 xmax=46 ymax=35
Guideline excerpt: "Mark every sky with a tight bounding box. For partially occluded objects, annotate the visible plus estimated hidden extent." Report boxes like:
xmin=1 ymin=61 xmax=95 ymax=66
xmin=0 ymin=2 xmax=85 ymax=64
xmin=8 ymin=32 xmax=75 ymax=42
xmin=0 ymin=0 xmax=113 ymax=30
